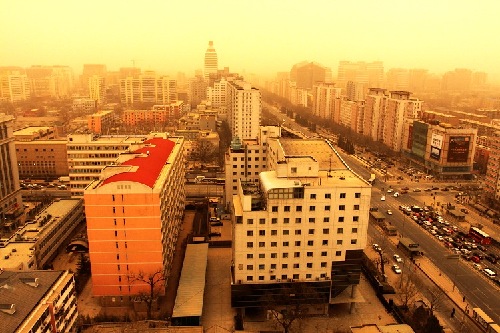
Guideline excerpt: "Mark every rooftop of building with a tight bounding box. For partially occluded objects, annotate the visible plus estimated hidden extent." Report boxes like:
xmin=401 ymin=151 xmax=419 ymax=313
xmin=0 ymin=270 xmax=65 ymax=333
xmin=13 ymin=126 xmax=53 ymax=136
xmin=0 ymin=113 xmax=15 ymax=122
xmin=99 ymin=137 xmax=176 ymax=188
xmin=67 ymin=133 xmax=154 ymax=144
xmin=278 ymin=138 xmax=347 ymax=171
xmin=89 ymin=110 xmax=113 ymax=116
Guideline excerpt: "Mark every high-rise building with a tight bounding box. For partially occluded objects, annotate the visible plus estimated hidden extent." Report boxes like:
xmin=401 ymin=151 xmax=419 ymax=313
xmin=346 ymin=81 xmax=366 ymax=102
xmin=231 ymin=138 xmax=371 ymax=311
xmin=189 ymin=75 xmax=208 ymax=108
xmin=485 ymin=132 xmax=500 ymax=200
xmin=84 ymin=135 xmax=185 ymax=302
xmin=81 ymin=64 xmax=107 ymax=93
xmin=337 ymin=61 xmax=384 ymax=89
xmin=227 ymin=80 xmax=261 ymax=141
xmin=442 ymin=68 xmax=473 ymax=92
xmin=312 ymin=83 xmax=341 ymax=120
xmin=385 ymin=68 xmax=410 ymax=91
xmin=0 ymin=114 xmax=22 ymax=227
xmin=0 ymin=70 xmax=31 ymax=102
xmin=88 ymin=75 xmax=106 ymax=105
xmin=25 ymin=65 xmax=75 ymax=99
xmin=290 ymin=62 xmax=331 ymax=90
xmin=119 ymin=73 xmax=177 ymax=105
xmin=0 ymin=270 xmax=79 ymax=333
xmin=204 ymin=41 xmax=218 ymax=81
xmin=364 ymin=88 xmax=388 ymax=142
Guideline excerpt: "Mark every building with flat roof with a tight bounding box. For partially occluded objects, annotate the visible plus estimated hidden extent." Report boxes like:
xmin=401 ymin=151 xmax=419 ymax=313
xmin=84 ymin=135 xmax=185 ymax=303
xmin=231 ymin=138 xmax=371 ymax=312
xmin=0 ymin=198 xmax=84 ymax=270
xmin=122 ymin=102 xmax=183 ymax=127
xmin=0 ymin=114 xmax=22 ymax=228
xmin=0 ymin=270 xmax=78 ymax=333
xmin=227 ymin=80 xmax=261 ymax=141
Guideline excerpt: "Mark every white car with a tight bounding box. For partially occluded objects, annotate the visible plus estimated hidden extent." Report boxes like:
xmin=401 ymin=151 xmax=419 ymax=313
xmin=393 ymin=192 xmax=400 ymax=197
xmin=387 ymin=210 xmax=393 ymax=215
xmin=381 ymin=196 xmax=386 ymax=201
xmin=393 ymin=254 xmax=403 ymax=263
xmin=387 ymin=189 xmax=394 ymax=193
xmin=392 ymin=265 xmax=402 ymax=274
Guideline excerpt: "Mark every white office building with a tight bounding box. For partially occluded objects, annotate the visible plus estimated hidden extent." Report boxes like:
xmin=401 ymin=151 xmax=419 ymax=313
xmin=227 ymin=80 xmax=261 ymax=141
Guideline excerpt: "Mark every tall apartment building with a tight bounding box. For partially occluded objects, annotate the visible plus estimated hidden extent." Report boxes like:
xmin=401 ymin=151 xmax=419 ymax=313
xmin=361 ymin=88 xmax=386 ymax=142
xmin=385 ymin=68 xmax=410 ymax=91
xmin=26 ymin=65 xmax=74 ymax=99
xmin=120 ymin=74 xmax=177 ymax=105
xmin=383 ymin=91 xmax=422 ymax=152
xmin=0 ymin=114 xmax=22 ymax=226
xmin=89 ymin=75 xmax=106 ymax=105
xmin=0 ymin=270 xmax=78 ymax=333
xmin=204 ymin=41 xmax=218 ymax=81
xmin=484 ymin=132 xmax=500 ymax=200
xmin=224 ymin=126 xmax=281 ymax=208
xmin=81 ymin=64 xmax=107 ymax=94
xmin=0 ymin=71 xmax=31 ymax=102
xmin=84 ymin=135 xmax=185 ymax=303
xmin=227 ymin=80 xmax=261 ymax=141
xmin=337 ymin=61 xmax=384 ymax=88
xmin=67 ymin=133 xmax=159 ymax=197
xmin=346 ymin=81 xmax=365 ymax=102
xmin=88 ymin=110 xmax=116 ymax=134
xmin=312 ymin=83 xmax=341 ymax=120
xmin=339 ymin=98 xmax=365 ymax=134
xmin=14 ymin=126 xmax=68 ymax=179
xmin=189 ymin=75 xmax=208 ymax=108
xmin=206 ymin=77 xmax=229 ymax=109
xmin=231 ymin=138 xmax=371 ymax=311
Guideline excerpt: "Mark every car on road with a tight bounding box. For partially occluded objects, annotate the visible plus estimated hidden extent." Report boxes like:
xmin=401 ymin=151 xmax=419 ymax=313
xmin=471 ymin=256 xmax=481 ymax=263
xmin=392 ymin=265 xmax=402 ymax=274
xmin=473 ymin=263 xmax=482 ymax=270
xmin=401 ymin=186 xmax=409 ymax=191
xmin=373 ymin=243 xmax=382 ymax=252
xmin=424 ymin=188 xmax=432 ymax=192
xmin=381 ymin=196 xmax=386 ymax=201
xmin=387 ymin=210 xmax=393 ymax=215
xmin=387 ymin=189 xmax=394 ymax=193
xmin=393 ymin=254 xmax=403 ymax=263
xmin=413 ymin=188 xmax=421 ymax=192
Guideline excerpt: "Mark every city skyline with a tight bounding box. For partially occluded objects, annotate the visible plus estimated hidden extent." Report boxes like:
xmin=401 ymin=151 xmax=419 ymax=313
xmin=1 ymin=0 xmax=499 ymax=82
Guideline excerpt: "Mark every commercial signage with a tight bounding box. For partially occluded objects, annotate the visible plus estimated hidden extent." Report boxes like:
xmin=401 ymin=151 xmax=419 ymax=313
xmin=430 ymin=133 xmax=443 ymax=160
xmin=447 ymin=136 xmax=470 ymax=163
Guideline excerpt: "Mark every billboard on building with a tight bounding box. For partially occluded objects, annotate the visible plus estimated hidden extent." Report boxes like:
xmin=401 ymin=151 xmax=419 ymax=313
xmin=447 ymin=136 xmax=470 ymax=163
xmin=430 ymin=133 xmax=443 ymax=160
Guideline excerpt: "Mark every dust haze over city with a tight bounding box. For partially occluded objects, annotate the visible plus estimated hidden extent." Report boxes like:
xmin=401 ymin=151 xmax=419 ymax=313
xmin=1 ymin=1 xmax=500 ymax=333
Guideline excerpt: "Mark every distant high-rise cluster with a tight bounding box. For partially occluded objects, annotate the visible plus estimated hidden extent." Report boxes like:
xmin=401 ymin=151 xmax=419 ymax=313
xmin=204 ymin=41 xmax=218 ymax=81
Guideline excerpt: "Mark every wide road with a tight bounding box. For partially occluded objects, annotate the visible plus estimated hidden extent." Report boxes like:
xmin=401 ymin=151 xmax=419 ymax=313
xmin=340 ymin=151 xmax=500 ymax=323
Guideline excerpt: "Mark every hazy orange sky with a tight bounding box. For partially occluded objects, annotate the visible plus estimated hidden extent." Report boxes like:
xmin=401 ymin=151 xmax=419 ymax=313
xmin=1 ymin=0 xmax=499 ymax=81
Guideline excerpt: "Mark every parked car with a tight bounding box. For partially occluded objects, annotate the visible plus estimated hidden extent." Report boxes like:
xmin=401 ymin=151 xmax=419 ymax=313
xmin=373 ymin=243 xmax=382 ymax=252
xmin=387 ymin=210 xmax=393 ymax=215
xmin=413 ymin=188 xmax=421 ymax=192
xmin=471 ymin=256 xmax=481 ymax=263
xmin=210 ymin=222 xmax=223 ymax=227
xmin=393 ymin=192 xmax=400 ymax=197
xmin=392 ymin=265 xmax=402 ymax=274
xmin=393 ymin=254 xmax=403 ymax=263
xmin=387 ymin=189 xmax=394 ymax=193
xmin=381 ymin=196 xmax=386 ymax=201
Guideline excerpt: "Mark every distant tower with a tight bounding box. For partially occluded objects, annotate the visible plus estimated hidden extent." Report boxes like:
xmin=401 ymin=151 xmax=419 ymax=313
xmin=204 ymin=41 xmax=218 ymax=81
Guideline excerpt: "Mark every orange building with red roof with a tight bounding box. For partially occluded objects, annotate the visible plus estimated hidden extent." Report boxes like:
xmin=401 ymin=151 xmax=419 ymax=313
xmin=83 ymin=135 xmax=185 ymax=303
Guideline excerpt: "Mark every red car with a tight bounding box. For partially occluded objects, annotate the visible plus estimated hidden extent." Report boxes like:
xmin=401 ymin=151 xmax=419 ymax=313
xmin=471 ymin=256 xmax=481 ymax=263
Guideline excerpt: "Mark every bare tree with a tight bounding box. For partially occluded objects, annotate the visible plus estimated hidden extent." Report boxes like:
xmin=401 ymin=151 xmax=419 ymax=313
xmin=189 ymin=140 xmax=218 ymax=165
xmin=129 ymin=268 xmax=167 ymax=320
xmin=424 ymin=285 xmax=445 ymax=315
xmin=396 ymin=266 xmax=421 ymax=309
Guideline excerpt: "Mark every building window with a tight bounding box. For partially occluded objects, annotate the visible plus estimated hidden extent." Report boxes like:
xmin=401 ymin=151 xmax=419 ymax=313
xmin=271 ymin=230 xmax=278 ymax=236
xmin=322 ymin=240 xmax=328 ymax=245
xmin=307 ymin=252 xmax=313 ymax=257
xmin=336 ymin=251 xmax=342 ymax=256
xmin=323 ymin=228 xmax=329 ymax=234
xmin=324 ymin=217 xmax=330 ymax=223
xmin=321 ymin=251 xmax=327 ymax=256
xmin=306 ymin=274 xmax=312 ymax=279
xmin=307 ymin=240 xmax=314 ymax=246
xmin=351 ymin=239 xmax=358 ymax=244
xmin=296 ymin=206 xmax=302 ymax=212
xmin=259 ymin=253 xmax=265 ymax=259
xmin=353 ymin=205 xmax=360 ymax=210
xmin=295 ymin=241 xmax=301 ymax=246
xmin=308 ymin=229 xmax=314 ymax=235
xmin=338 ymin=217 xmax=344 ymax=222
xmin=282 ymin=275 xmax=288 ymax=280
xmin=321 ymin=262 xmax=327 ymax=268
xmin=247 ymin=276 xmax=253 ymax=281
xmin=294 ymin=252 xmax=300 ymax=258
xmin=283 ymin=241 xmax=289 ymax=246
xmin=271 ymin=263 xmax=276 ymax=269
xmin=283 ymin=230 xmax=289 ymax=235
xmin=339 ymin=205 xmax=345 ymax=210
xmin=309 ymin=206 xmax=315 ymax=211
xmin=307 ymin=263 xmax=313 ymax=268
xmin=295 ymin=218 xmax=302 ymax=224
xmin=310 ymin=194 xmax=316 ymax=199
xmin=259 ymin=264 xmax=265 ymax=270
xmin=353 ymin=216 xmax=359 ymax=222
xmin=247 ymin=231 xmax=253 ymax=236
xmin=337 ymin=228 xmax=343 ymax=234
xmin=259 ymin=218 xmax=266 ymax=224
xmin=270 ymin=275 xmax=276 ymax=280
xmin=284 ymin=218 xmax=290 ymax=224
xmin=355 ymin=192 xmax=361 ymax=198
xmin=337 ymin=240 xmax=343 ymax=245
xmin=352 ymin=228 xmax=358 ymax=233
xmin=259 ymin=230 xmax=266 ymax=236
xmin=295 ymin=230 xmax=301 ymax=235
xmin=325 ymin=193 xmax=331 ymax=199
xmin=308 ymin=217 xmax=316 ymax=223
xmin=271 ymin=242 xmax=277 ymax=247
xmin=284 ymin=206 xmax=290 ymax=212
xmin=247 ymin=219 xmax=253 ymax=225
xmin=259 ymin=276 xmax=264 ymax=281
xmin=271 ymin=253 xmax=277 ymax=259
xmin=325 ymin=205 xmax=330 ymax=211
xmin=291 ymin=167 xmax=297 ymax=173
xmin=247 ymin=265 xmax=253 ymax=270
xmin=340 ymin=193 xmax=346 ymax=199
xmin=247 ymin=242 xmax=253 ymax=248
xmin=293 ymin=263 xmax=300 ymax=269
xmin=272 ymin=218 xmax=278 ymax=224
xmin=259 ymin=242 xmax=265 ymax=247
xmin=283 ymin=253 xmax=289 ymax=258
xmin=247 ymin=254 xmax=253 ymax=259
